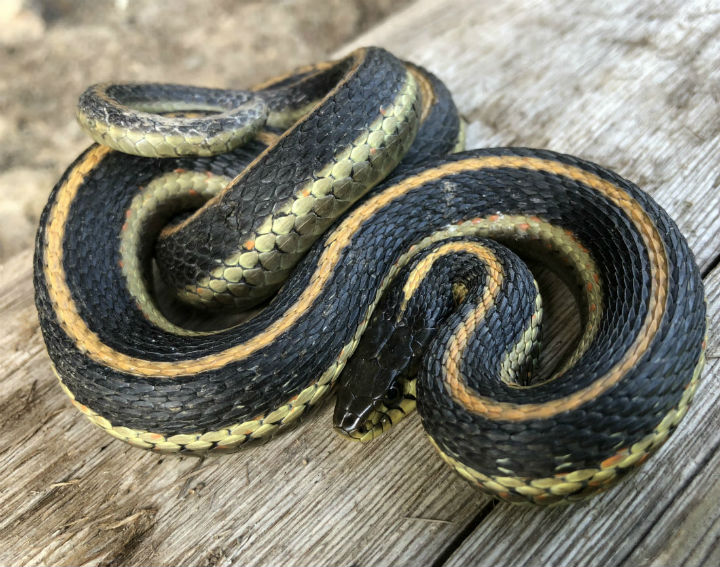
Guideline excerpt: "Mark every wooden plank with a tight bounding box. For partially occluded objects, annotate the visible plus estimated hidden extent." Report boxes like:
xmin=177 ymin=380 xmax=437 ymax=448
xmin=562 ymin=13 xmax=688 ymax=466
xmin=342 ymin=0 xmax=720 ymax=272
xmin=621 ymin=268 xmax=720 ymax=567
xmin=1 ymin=0 xmax=719 ymax=566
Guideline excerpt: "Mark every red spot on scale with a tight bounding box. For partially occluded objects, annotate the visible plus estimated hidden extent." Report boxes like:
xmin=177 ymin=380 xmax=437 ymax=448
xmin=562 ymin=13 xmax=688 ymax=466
xmin=174 ymin=168 xmax=186 ymax=174
xmin=601 ymin=451 xmax=626 ymax=468
xmin=244 ymin=240 xmax=255 ymax=250
xmin=488 ymin=214 xmax=500 ymax=222
xmin=518 ymin=223 xmax=530 ymax=231
xmin=379 ymin=107 xmax=387 ymax=115
xmin=121 ymin=222 xmax=128 ymax=232
xmin=586 ymin=282 xmax=594 ymax=291
xmin=118 ymin=260 xmax=124 ymax=268
xmin=188 ymin=189 xmax=199 ymax=197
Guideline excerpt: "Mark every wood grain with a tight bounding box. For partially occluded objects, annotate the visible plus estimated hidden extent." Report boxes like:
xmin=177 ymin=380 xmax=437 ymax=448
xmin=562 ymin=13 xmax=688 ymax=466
xmin=1 ymin=0 xmax=719 ymax=565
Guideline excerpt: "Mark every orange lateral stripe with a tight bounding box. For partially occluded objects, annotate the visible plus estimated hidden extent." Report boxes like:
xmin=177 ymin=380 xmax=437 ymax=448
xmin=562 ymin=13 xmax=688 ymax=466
xmin=439 ymin=168 xmax=667 ymax=421
xmin=44 ymin=153 xmax=667 ymax=409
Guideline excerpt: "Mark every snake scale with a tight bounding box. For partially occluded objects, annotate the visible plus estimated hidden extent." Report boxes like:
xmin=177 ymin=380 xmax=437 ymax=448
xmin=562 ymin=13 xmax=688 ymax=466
xmin=34 ymin=47 xmax=706 ymax=504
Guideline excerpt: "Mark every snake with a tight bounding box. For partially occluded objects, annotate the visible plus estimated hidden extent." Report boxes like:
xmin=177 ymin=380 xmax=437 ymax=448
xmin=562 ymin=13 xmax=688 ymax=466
xmin=33 ymin=46 xmax=707 ymax=505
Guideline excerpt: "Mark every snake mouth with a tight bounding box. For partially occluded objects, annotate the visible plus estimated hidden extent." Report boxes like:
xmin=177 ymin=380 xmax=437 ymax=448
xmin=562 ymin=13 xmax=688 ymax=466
xmin=332 ymin=391 xmax=379 ymax=440
xmin=333 ymin=399 xmax=399 ymax=443
xmin=333 ymin=411 xmax=367 ymax=439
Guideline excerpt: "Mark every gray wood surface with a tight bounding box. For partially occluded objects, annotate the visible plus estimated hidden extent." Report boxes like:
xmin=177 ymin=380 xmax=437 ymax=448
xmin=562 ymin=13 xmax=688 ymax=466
xmin=1 ymin=0 xmax=719 ymax=565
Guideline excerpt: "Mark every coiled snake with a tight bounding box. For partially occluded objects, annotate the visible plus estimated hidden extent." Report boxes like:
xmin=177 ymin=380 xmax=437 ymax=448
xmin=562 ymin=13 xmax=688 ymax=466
xmin=34 ymin=47 xmax=706 ymax=504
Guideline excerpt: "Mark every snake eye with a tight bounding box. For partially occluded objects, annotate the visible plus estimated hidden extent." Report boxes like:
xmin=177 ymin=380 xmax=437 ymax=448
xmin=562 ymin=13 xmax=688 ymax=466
xmin=385 ymin=385 xmax=401 ymax=404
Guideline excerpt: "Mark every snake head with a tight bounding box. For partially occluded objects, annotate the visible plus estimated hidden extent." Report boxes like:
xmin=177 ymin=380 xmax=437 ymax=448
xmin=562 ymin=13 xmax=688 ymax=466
xmin=333 ymin=363 xmax=406 ymax=440
xmin=333 ymin=315 xmax=430 ymax=441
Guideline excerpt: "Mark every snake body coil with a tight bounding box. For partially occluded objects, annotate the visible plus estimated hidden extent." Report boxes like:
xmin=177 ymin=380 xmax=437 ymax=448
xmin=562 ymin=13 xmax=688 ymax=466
xmin=34 ymin=47 xmax=706 ymax=504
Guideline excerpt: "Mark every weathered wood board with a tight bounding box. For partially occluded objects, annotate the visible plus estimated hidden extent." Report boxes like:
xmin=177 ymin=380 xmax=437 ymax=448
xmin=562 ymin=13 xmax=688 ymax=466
xmin=1 ymin=0 xmax=719 ymax=565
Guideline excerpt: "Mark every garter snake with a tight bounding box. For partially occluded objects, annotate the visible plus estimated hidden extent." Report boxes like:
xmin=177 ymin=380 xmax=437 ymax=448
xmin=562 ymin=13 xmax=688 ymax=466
xmin=34 ymin=47 xmax=706 ymax=505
